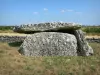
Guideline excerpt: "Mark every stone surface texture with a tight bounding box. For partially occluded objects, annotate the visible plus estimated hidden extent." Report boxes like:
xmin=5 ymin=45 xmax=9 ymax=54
xmin=74 ymin=30 xmax=93 ymax=56
xmin=13 ymin=22 xmax=81 ymax=32
xmin=19 ymin=32 xmax=78 ymax=56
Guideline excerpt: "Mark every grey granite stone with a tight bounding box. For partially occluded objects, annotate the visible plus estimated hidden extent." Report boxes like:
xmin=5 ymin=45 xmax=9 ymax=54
xmin=19 ymin=32 xmax=78 ymax=56
xmin=74 ymin=30 xmax=93 ymax=56
xmin=13 ymin=22 xmax=81 ymax=33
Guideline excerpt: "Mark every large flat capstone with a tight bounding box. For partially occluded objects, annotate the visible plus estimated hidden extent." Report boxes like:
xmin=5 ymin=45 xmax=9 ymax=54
xmin=19 ymin=32 xmax=78 ymax=56
xmin=13 ymin=22 xmax=81 ymax=33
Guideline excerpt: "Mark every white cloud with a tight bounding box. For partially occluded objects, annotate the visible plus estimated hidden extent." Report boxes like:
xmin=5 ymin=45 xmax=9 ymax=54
xmin=61 ymin=9 xmax=74 ymax=13
xmin=33 ymin=12 xmax=38 ymax=14
xmin=61 ymin=10 xmax=66 ymax=13
xmin=44 ymin=8 xmax=48 ymax=11
xmin=76 ymin=12 xmax=82 ymax=14
xmin=59 ymin=20 xmax=63 ymax=23
xmin=66 ymin=9 xmax=73 ymax=12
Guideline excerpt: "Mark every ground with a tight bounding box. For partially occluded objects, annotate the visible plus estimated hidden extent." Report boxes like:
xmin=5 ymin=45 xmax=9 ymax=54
xmin=0 ymin=42 xmax=100 ymax=75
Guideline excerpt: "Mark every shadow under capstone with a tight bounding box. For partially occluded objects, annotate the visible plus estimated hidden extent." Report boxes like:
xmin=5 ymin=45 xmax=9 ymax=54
xmin=8 ymin=42 xmax=23 ymax=47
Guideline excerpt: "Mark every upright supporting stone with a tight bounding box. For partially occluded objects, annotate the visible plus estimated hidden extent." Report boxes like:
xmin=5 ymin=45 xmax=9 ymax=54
xmin=74 ymin=29 xmax=93 ymax=56
xmin=19 ymin=32 xmax=78 ymax=56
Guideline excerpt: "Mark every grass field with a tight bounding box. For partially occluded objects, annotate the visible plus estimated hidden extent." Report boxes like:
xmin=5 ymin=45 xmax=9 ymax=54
xmin=0 ymin=26 xmax=100 ymax=75
xmin=0 ymin=42 xmax=100 ymax=75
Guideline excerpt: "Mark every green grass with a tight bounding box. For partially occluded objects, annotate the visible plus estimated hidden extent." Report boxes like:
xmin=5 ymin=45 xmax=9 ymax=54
xmin=0 ymin=42 xmax=100 ymax=75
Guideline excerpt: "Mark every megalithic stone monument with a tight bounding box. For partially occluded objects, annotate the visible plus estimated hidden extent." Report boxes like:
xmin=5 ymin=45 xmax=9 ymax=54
xmin=13 ymin=22 xmax=93 ymax=56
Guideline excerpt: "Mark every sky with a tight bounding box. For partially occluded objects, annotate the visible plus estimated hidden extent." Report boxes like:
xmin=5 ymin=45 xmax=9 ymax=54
xmin=0 ymin=0 xmax=100 ymax=25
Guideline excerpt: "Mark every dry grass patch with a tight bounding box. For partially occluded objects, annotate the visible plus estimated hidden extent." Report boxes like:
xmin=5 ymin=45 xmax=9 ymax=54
xmin=0 ymin=42 xmax=100 ymax=75
xmin=86 ymin=33 xmax=100 ymax=36
xmin=0 ymin=33 xmax=26 ymax=36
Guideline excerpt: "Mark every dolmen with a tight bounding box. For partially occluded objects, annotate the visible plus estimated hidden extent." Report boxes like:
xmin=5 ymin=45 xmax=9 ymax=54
xmin=14 ymin=22 xmax=93 ymax=56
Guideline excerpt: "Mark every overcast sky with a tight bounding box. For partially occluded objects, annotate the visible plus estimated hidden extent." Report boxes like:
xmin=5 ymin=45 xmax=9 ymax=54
xmin=0 ymin=0 xmax=100 ymax=25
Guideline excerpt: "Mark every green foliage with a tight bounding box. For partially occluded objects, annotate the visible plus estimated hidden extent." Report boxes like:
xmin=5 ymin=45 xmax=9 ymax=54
xmin=82 ymin=26 xmax=100 ymax=33
xmin=0 ymin=26 xmax=14 ymax=31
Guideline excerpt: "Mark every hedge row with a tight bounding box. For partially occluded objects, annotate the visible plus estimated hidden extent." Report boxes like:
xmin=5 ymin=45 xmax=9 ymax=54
xmin=0 ymin=26 xmax=14 ymax=30
xmin=82 ymin=26 xmax=100 ymax=33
